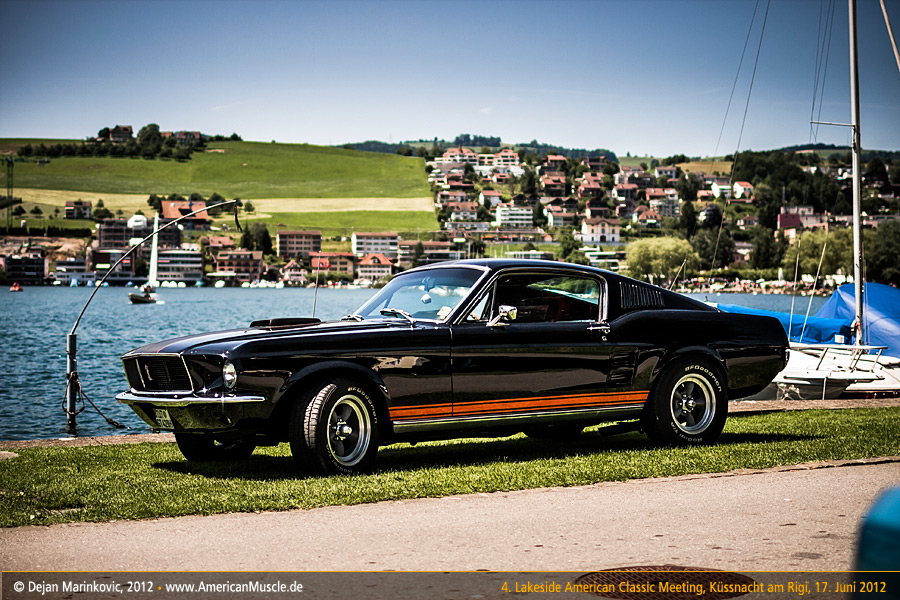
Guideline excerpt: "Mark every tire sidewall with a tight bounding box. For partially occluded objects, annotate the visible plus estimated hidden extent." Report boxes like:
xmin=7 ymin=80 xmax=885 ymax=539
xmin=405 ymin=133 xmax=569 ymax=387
xmin=647 ymin=358 xmax=728 ymax=445
xmin=300 ymin=379 xmax=381 ymax=475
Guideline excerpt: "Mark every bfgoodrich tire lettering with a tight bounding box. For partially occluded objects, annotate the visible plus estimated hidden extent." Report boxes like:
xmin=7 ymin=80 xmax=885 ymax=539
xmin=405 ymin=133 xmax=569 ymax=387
xmin=174 ymin=433 xmax=257 ymax=461
xmin=290 ymin=379 xmax=380 ymax=475
xmin=643 ymin=358 xmax=728 ymax=445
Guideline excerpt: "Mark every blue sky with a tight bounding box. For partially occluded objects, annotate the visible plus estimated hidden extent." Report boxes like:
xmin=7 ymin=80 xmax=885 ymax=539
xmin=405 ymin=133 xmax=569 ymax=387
xmin=1 ymin=0 xmax=898 ymax=157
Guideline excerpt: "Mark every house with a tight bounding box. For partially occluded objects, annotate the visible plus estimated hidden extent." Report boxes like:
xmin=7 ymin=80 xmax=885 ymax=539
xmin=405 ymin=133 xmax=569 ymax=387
xmin=494 ymin=204 xmax=533 ymax=229
xmin=711 ymin=178 xmax=733 ymax=199
xmin=546 ymin=208 xmax=576 ymax=227
xmin=357 ymin=253 xmax=394 ymax=282
xmin=205 ymin=235 xmax=235 ymax=256
xmin=64 ymin=200 xmax=92 ymax=220
xmin=580 ymin=156 xmax=607 ymax=170
xmin=276 ymin=230 xmax=322 ymax=259
xmin=541 ymin=174 xmax=566 ymax=196
xmin=440 ymin=147 xmax=479 ymax=165
xmin=96 ymin=217 xmax=181 ymax=249
xmin=632 ymin=205 xmax=661 ymax=227
xmin=281 ymin=259 xmax=307 ymax=285
xmin=161 ymin=200 xmax=211 ymax=230
xmin=479 ymin=190 xmax=504 ymax=207
xmin=155 ymin=248 xmax=204 ymax=284
xmin=109 ymin=125 xmax=133 ymax=142
xmin=544 ymin=154 xmax=567 ymax=172
xmin=446 ymin=201 xmax=480 ymax=221
xmin=493 ymin=148 xmax=520 ymax=167
xmin=581 ymin=217 xmax=620 ymax=244
xmin=733 ymin=181 xmax=754 ymax=199
xmin=612 ymin=183 xmax=639 ymax=202
xmin=309 ymin=252 xmax=356 ymax=275
xmin=654 ymin=165 xmax=678 ymax=180
xmin=397 ymin=240 xmax=464 ymax=267
xmin=585 ymin=199 xmax=612 ymax=220
xmin=214 ymin=249 xmax=265 ymax=284
xmin=577 ymin=173 xmax=605 ymax=199
xmin=175 ymin=131 xmax=203 ymax=146
xmin=351 ymin=232 xmax=399 ymax=258
xmin=737 ymin=215 xmax=759 ymax=230
xmin=436 ymin=189 xmax=468 ymax=204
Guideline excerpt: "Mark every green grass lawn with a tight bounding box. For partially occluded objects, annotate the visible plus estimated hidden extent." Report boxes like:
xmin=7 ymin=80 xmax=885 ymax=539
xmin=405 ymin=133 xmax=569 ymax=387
xmin=236 ymin=210 xmax=439 ymax=238
xmin=1 ymin=140 xmax=431 ymax=199
xmin=1 ymin=407 xmax=897 ymax=527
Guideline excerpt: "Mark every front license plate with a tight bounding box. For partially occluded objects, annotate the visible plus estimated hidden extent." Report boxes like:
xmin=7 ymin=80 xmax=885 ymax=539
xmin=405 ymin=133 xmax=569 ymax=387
xmin=154 ymin=408 xmax=174 ymax=429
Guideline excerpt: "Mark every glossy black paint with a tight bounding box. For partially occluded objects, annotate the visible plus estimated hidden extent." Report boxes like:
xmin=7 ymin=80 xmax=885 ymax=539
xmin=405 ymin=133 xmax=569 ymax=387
xmin=117 ymin=259 xmax=789 ymax=447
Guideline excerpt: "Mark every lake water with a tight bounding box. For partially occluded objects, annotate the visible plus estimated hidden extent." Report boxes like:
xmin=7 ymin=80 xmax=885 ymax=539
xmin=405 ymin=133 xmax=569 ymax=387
xmin=0 ymin=286 xmax=826 ymax=441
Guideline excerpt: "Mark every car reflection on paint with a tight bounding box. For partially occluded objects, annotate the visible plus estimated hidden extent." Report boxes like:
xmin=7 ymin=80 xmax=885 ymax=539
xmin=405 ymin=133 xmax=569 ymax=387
xmin=117 ymin=259 xmax=789 ymax=475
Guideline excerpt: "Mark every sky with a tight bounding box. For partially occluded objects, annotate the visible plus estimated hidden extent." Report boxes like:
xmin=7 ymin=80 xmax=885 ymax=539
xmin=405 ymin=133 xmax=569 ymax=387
xmin=1 ymin=0 xmax=898 ymax=158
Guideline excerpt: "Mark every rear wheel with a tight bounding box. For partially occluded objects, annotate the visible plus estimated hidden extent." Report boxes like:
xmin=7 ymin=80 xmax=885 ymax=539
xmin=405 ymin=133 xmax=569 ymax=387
xmin=642 ymin=358 xmax=727 ymax=446
xmin=174 ymin=433 xmax=257 ymax=461
xmin=290 ymin=379 xmax=380 ymax=475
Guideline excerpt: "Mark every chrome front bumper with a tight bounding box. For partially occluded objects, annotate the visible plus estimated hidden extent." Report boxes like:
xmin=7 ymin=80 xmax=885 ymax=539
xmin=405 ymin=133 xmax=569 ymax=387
xmin=116 ymin=391 xmax=266 ymax=408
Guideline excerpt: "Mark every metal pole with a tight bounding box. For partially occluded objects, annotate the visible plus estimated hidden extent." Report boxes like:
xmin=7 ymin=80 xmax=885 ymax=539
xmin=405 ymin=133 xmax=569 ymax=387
xmin=849 ymin=0 xmax=864 ymax=344
xmin=66 ymin=333 xmax=78 ymax=432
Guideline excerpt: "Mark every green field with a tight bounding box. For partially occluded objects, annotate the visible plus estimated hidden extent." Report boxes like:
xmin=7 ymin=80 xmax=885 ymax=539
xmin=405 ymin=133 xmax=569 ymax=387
xmin=1 ymin=139 xmax=431 ymax=199
xmin=239 ymin=210 xmax=439 ymax=238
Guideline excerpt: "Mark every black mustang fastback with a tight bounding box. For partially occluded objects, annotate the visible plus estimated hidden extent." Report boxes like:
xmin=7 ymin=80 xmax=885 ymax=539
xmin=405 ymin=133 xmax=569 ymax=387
xmin=117 ymin=259 xmax=788 ymax=474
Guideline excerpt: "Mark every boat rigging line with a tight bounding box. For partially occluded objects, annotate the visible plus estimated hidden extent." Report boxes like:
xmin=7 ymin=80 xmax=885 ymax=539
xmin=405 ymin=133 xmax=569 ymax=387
xmin=64 ymin=199 xmax=244 ymax=434
xmin=712 ymin=0 xmax=771 ymax=272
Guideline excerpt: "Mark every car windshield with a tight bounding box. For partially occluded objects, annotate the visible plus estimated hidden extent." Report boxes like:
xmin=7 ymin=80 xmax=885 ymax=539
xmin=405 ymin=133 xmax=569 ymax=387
xmin=352 ymin=267 xmax=484 ymax=322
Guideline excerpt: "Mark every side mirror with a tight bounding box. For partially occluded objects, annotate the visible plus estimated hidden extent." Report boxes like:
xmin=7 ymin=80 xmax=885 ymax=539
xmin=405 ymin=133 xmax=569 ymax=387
xmin=487 ymin=305 xmax=518 ymax=328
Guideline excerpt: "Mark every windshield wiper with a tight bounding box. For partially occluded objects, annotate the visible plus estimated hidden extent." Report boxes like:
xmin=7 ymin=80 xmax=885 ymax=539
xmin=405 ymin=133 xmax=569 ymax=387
xmin=341 ymin=313 xmax=365 ymax=321
xmin=379 ymin=308 xmax=416 ymax=324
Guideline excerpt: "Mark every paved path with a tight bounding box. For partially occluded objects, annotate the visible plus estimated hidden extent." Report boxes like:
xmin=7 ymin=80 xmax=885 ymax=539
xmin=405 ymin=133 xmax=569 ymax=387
xmin=2 ymin=458 xmax=898 ymax=572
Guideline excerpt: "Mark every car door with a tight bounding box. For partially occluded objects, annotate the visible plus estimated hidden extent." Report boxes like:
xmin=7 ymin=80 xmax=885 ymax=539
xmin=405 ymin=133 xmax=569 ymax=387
xmin=450 ymin=269 xmax=643 ymax=419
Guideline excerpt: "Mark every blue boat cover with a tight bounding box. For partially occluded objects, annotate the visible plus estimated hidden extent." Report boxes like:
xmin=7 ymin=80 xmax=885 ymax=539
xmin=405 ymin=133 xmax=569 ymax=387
xmin=816 ymin=282 xmax=900 ymax=359
xmin=715 ymin=303 xmax=853 ymax=346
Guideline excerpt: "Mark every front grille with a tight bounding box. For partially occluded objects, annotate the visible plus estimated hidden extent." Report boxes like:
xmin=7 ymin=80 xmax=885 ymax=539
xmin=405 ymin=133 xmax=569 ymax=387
xmin=133 ymin=356 xmax=193 ymax=392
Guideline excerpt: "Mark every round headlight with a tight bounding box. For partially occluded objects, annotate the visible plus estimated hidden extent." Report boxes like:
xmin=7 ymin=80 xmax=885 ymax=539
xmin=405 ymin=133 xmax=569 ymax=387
xmin=222 ymin=360 xmax=237 ymax=390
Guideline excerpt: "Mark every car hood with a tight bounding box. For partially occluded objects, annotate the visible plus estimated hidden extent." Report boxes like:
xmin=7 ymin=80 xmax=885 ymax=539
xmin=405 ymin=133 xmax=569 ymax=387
xmin=121 ymin=318 xmax=432 ymax=357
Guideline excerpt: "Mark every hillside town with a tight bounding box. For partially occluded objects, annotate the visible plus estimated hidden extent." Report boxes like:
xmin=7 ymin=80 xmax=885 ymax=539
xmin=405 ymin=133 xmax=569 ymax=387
xmin=1 ymin=131 xmax=899 ymax=289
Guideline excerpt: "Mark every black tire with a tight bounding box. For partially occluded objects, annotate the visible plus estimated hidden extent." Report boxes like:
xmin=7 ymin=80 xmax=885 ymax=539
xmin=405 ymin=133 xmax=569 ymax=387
xmin=523 ymin=423 xmax=584 ymax=440
xmin=174 ymin=433 xmax=257 ymax=461
xmin=642 ymin=358 xmax=728 ymax=446
xmin=289 ymin=378 xmax=380 ymax=475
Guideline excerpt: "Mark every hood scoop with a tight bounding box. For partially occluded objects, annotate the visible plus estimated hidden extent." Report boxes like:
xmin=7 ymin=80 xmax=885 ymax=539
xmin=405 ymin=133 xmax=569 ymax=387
xmin=249 ymin=317 xmax=322 ymax=329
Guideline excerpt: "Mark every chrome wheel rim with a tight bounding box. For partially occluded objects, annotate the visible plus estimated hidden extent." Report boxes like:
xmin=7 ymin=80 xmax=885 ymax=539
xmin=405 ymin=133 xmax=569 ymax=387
xmin=669 ymin=374 xmax=716 ymax=434
xmin=327 ymin=393 xmax=371 ymax=467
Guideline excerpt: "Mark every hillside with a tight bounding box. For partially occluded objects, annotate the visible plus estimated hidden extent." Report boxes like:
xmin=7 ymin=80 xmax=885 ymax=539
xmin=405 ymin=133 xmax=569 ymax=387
xmin=0 ymin=139 xmax=431 ymax=199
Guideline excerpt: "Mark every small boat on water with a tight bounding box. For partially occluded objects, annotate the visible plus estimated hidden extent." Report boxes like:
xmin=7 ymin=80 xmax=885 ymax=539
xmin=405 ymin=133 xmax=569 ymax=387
xmin=128 ymin=291 xmax=157 ymax=304
xmin=9 ymin=282 xmax=23 ymax=292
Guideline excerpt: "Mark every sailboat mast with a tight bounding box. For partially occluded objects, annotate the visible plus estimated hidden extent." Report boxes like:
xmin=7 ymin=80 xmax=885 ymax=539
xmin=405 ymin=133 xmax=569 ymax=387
xmin=848 ymin=0 xmax=864 ymax=344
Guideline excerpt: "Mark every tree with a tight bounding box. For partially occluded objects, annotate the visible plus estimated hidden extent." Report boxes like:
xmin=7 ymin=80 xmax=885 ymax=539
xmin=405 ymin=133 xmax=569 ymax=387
xmin=244 ymin=201 xmax=255 ymax=213
xmin=679 ymin=200 xmax=697 ymax=238
xmin=691 ymin=228 xmax=735 ymax=270
xmin=12 ymin=205 xmax=25 ymax=216
xmin=625 ymin=237 xmax=700 ymax=283
xmin=866 ymin=220 xmax=900 ymax=286
xmin=555 ymin=228 xmax=580 ymax=260
xmin=749 ymin=226 xmax=782 ymax=269
xmin=240 ymin=222 xmax=273 ymax=255
xmin=30 ymin=206 xmax=43 ymax=217
xmin=520 ymin=167 xmax=538 ymax=196
xmin=780 ymin=228 xmax=854 ymax=278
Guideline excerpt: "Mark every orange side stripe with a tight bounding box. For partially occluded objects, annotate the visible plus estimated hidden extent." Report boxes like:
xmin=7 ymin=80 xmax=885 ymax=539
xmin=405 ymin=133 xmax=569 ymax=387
xmin=390 ymin=391 xmax=648 ymax=421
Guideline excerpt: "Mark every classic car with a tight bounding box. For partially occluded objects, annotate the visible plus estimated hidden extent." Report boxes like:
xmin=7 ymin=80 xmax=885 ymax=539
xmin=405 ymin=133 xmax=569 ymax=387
xmin=117 ymin=259 xmax=789 ymax=474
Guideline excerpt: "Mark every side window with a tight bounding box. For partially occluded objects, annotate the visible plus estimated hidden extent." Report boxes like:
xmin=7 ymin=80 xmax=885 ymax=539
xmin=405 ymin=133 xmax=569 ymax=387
xmin=491 ymin=274 xmax=600 ymax=323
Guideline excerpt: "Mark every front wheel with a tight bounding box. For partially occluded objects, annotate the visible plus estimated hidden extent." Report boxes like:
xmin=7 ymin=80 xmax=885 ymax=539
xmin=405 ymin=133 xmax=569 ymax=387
xmin=642 ymin=358 xmax=728 ymax=446
xmin=174 ymin=433 xmax=257 ymax=461
xmin=290 ymin=379 xmax=380 ymax=475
